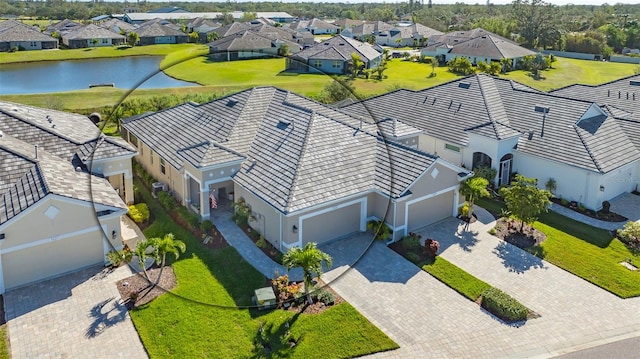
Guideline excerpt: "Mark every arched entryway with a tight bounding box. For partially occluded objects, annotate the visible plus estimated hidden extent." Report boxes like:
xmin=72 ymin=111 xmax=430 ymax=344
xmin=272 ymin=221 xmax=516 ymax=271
xmin=472 ymin=152 xmax=492 ymax=169
xmin=499 ymin=154 xmax=513 ymax=186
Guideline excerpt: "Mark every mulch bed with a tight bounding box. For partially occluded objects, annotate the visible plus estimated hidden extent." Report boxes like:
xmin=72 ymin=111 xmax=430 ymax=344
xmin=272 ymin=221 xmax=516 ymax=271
xmin=494 ymin=218 xmax=546 ymax=249
xmin=241 ymin=223 xmax=282 ymax=264
xmin=0 ymin=295 xmax=5 ymax=325
xmin=116 ymin=266 xmax=176 ymax=309
xmin=388 ymin=241 xmax=436 ymax=265
xmin=270 ymin=278 xmax=344 ymax=315
xmin=550 ymin=198 xmax=627 ymax=222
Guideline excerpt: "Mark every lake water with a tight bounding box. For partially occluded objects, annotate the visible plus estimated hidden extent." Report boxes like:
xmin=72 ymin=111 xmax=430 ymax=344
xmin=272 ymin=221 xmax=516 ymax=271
xmin=0 ymin=56 xmax=199 ymax=94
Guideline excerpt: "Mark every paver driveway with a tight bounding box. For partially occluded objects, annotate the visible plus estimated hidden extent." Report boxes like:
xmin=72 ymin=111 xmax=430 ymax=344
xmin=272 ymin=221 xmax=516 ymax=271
xmin=3 ymin=265 xmax=148 ymax=359
xmin=321 ymin=210 xmax=640 ymax=358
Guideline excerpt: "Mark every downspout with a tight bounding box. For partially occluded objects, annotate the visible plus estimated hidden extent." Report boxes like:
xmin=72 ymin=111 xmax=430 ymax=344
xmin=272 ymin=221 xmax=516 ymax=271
xmin=386 ymin=199 xmax=398 ymax=245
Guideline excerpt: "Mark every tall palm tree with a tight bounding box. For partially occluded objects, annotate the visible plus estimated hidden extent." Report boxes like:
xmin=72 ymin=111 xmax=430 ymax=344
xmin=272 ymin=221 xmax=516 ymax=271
xmin=152 ymin=233 xmax=186 ymax=284
xmin=460 ymin=176 xmax=490 ymax=222
xmin=282 ymin=242 xmax=332 ymax=305
xmin=133 ymin=239 xmax=157 ymax=282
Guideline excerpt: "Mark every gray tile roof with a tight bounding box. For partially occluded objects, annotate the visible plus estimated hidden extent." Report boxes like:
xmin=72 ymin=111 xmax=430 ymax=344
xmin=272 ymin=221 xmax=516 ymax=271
xmin=349 ymin=21 xmax=394 ymax=36
xmin=289 ymin=18 xmax=340 ymax=31
xmin=550 ymin=74 xmax=640 ymax=115
xmin=427 ymin=27 xmax=517 ymax=47
xmin=339 ymin=74 xmax=640 ymax=174
xmin=124 ymin=87 xmax=442 ymax=214
xmin=44 ymin=19 xmax=82 ymax=35
xmin=292 ymin=35 xmax=381 ymax=63
xmin=62 ymin=24 xmax=125 ymax=40
xmin=0 ymin=20 xmax=58 ymax=42
xmin=136 ymin=19 xmax=185 ymax=37
xmin=99 ymin=18 xmax=137 ymax=34
xmin=448 ymin=34 xmax=535 ymax=59
xmin=0 ymin=133 xmax=127 ymax=225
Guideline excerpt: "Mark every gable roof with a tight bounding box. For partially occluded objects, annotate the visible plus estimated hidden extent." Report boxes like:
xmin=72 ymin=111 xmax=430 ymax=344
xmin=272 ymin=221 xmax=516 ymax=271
xmin=339 ymin=74 xmax=640 ymax=174
xmin=44 ymin=19 xmax=82 ymax=35
xmin=123 ymin=87 xmax=452 ymax=214
xmin=448 ymin=34 xmax=535 ymax=59
xmin=349 ymin=21 xmax=394 ymax=37
xmin=136 ymin=19 xmax=186 ymax=37
xmin=292 ymin=35 xmax=381 ymax=62
xmin=288 ymin=18 xmax=339 ymax=32
xmin=0 ymin=20 xmax=57 ymax=42
xmin=62 ymin=24 xmax=125 ymax=40
xmin=208 ymin=30 xmax=300 ymax=52
xmin=550 ymin=74 xmax=640 ymax=115
xmin=98 ymin=18 xmax=137 ymax=33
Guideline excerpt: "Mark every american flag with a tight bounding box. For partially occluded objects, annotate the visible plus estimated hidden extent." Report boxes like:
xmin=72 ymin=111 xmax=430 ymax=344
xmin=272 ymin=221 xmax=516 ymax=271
xmin=209 ymin=191 xmax=217 ymax=209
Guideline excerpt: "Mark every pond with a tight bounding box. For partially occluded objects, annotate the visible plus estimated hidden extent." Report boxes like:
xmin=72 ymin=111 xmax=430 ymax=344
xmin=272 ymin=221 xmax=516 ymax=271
xmin=0 ymin=56 xmax=199 ymax=95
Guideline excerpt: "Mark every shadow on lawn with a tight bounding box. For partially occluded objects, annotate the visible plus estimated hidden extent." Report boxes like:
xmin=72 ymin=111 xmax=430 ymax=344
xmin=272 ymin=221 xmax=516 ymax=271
xmin=250 ymin=309 xmax=304 ymax=359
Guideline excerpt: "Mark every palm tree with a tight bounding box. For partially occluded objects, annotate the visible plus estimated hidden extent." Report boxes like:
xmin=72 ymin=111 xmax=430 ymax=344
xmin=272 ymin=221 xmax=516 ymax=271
xmin=460 ymin=176 xmax=490 ymax=222
xmin=133 ymin=239 xmax=157 ymax=282
xmin=282 ymin=242 xmax=332 ymax=305
xmin=151 ymin=233 xmax=186 ymax=284
xmin=350 ymin=52 xmax=364 ymax=78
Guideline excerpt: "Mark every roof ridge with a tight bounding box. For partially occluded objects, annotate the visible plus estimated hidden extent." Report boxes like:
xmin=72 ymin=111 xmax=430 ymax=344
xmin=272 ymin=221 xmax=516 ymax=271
xmin=572 ymin=124 xmax=603 ymax=172
xmin=476 ymin=74 xmax=509 ymax=139
xmin=0 ymin=107 xmax=85 ymax=145
xmin=284 ymin=111 xmax=316 ymax=212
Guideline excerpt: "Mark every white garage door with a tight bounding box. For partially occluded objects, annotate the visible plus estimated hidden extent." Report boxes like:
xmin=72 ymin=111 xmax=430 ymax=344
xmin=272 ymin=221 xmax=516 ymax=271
xmin=301 ymin=202 xmax=362 ymax=245
xmin=2 ymin=233 xmax=103 ymax=290
xmin=407 ymin=191 xmax=454 ymax=232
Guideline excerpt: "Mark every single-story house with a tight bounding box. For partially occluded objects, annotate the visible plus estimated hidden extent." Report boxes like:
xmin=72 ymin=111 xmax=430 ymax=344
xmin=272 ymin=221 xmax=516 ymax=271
xmin=44 ymin=19 xmax=82 ymax=37
xmin=338 ymin=74 xmax=640 ymax=211
xmin=123 ymin=12 xmax=296 ymax=25
xmin=376 ymin=23 xmax=442 ymax=48
xmin=122 ymin=87 xmax=470 ymax=251
xmin=186 ymin=17 xmax=219 ymax=34
xmin=62 ymin=24 xmax=125 ymax=48
xmin=208 ymin=30 xmax=301 ymax=61
xmin=288 ymin=18 xmax=340 ymax=35
xmin=421 ymin=28 xmax=534 ymax=66
xmin=287 ymin=35 xmax=382 ymax=74
xmin=551 ymin=74 xmax=640 ymax=115
xmin=0 ymin=101 xmax=137 ymax=293
xmin=342 ymin=21 xmax=394 ymax=42
xmin=134 ymin=19 xmax=188 ymax=45
xmin=0 ymin=20 xmax=58 ymax=52
xmin=98 ymin=18 xmax=137 ymax=35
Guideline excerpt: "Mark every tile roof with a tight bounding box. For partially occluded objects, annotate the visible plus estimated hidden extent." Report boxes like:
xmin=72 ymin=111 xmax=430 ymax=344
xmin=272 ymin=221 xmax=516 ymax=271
xmin=124 ymin=87 xmax=442 ymax=213
xmin=292 ymin=35 xmax=381 ymax=62
xmin=288 ymin=18 xmax=339 ymax=31
xmin=62 ymin=24 xmax=125 ymax=40
xmin=339 ymin=74 xmax=640 ymax=174
xmin=0 ymin=133 xmax=127 ymax=225
xmin=349 ymin=21 xmax=394 ymax=36
xmin=44 ymin=19 xmax=82 ymax=35
xmin=136 ymin=19 xmax=185 ymax=37
xmin=550 ymin=74 xmax=640 ymax=115
xmin=98 ymin=18 xmax=137 ymax=33
xmin=448 ymin=34 xmax=535 ymax=59
xmin=0 ymin=20 xmax=58 ymax=42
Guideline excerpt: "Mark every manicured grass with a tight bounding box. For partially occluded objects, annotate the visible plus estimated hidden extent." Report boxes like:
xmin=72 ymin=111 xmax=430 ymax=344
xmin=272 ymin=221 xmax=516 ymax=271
xmin=0 ymin=44 xmax=204 ymax=64
xmin=500 ymin=57 xmax=638 ymax=92
xmin=130 ymin=178 xmax=398 ymax=358
xmin=422 ymin=256 xmax=491 ymax=301
xmin=477 ymin=197 xmax=640 ymax=298
xmin=0 ymin=325 xmax=9 ymax=359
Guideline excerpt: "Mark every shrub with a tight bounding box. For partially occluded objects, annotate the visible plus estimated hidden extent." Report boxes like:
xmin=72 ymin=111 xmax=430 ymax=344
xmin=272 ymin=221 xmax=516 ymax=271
xmin=128 ymin=203 xmax=150 ymax=223
xmin=473 ymin=166 xmax=497 ymax=185
xmin=481 ymin=287 xmax=528 ymax=321
xmin=401 ymin=233 xmax=421 ymax=251
xmin=601 ymin=201 xmax=611 ymax=214
xmin=200 ymin=219 xmax=213 ymax=232
xmin=158 ymin=191 xmax=175 ymax=210
xmin=458 ymin=202 xmax=470 ymax=217
xmin=177 ymin=206 xmax=200 ymax=228
xmin=406 ymin=252 xmax=421 ymax=264
xmin=105 ymin=248 xmax=133 ymax=267
xmin=424 ymin=238 xmax=440 ymax=257
xmin=578 ymin=203 xmax=586 ymax=212
xmin=367 ymin=219 xmax=392 ymax=240
xmin=256 ymin=236 xmax=268 ymax=249
xmin=231 ymin=198 xmax=252 ymax=226
xmin=488 ymin=228 xmax=497 ymax=235
xmin=545 ymin=178 xmax=557 ymax=195
xmin=617 ymin=221 xmax=640 ymax=253
xmin=561 ymin=198 xmax=569 ymax=206
xmin=315 ymin=289 xmax=335 ymax=305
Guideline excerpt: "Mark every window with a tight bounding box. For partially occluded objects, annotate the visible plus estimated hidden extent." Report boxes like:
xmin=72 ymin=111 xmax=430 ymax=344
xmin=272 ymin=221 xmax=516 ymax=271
xmin=30 ymin=42 xmax=37 ymax=47
xmin=445 ymin=143 xmax=460 ymax=152
xmin=332 ymin=60 xmax=341 ymax=68
xmin=150 ymin=150 xmax=154 ymax=164
xmin=129 ymin=133 xmax=138 ymax=147
xmin=312 ymin=59 xmax=322 ymax=68
xmin=102 ymin=39 xmax=108 ymax=44
xmin=160 ymin=158 xmax=166 ymax=175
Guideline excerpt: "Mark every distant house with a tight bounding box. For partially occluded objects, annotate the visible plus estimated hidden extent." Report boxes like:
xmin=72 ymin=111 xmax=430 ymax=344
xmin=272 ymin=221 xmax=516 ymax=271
xmin=288 ymin=18 xmax=340 ymax=35
xmin=0 ymin=20 xmax=58 ymax=52
xmin=0 ymin=101 xmax=137 ymax=293
xmin=62 ymin=24 xmax=125 ymax=48
xmin=187 ymin=17 xmax=219 ymax=34
xmin=287 ymin=35 xmax=382 ymax=75
xmin=44 ymin=19 xmax=82 ymax=37
xmin=342 ymin=21 xmax=393 ymax=42
xmin=135 ymin=19 xmax=188 ymax=45
xmin=98 ymin=18 xmax=137 ymax=35
xmin=208 ymin=30 xmax=301 ymax=62
xmin=421 ymin=28 xmax=534 ymax=66
xmin=376 ymin=23 xmax=442 ymax=47
xmin=123 ymin=12 xmax=296 ymax=25
xmin=147 ymin=6 xmax=189 ymax=14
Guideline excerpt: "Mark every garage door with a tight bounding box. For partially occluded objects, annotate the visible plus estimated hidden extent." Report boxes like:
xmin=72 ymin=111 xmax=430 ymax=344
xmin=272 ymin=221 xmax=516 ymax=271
xmin=301 ymin=202 xmax=362 ymax=245
xmin=407 ymin=191 xmax=454 ymax=232
xmin=2 ymin=233 xmax=103 ymax=290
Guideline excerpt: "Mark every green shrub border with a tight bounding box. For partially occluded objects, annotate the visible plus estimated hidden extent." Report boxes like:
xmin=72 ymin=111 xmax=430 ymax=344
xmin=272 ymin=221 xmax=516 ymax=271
xmin=481 ymin=287 xmax=529 ymax=322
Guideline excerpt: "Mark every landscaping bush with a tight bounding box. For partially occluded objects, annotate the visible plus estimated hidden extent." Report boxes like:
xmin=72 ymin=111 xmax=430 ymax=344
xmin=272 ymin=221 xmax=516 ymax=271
xmin=481 ymin=287 xmax=528 ymax=321
xmin=424 ymin=238 xmax=440 ymax=257
xmin=367 ymin=219 xmax=392 ymax=240
xmin=231 ymin=198 xmax=252 ymax=226
xmin=488 ymin=228 xmax=497 ymax=235
xmin=617 ymin=221 xmax=640 ymax=253
xmin=177 ymin=206 xmax=200 ymax=228
xmin=561 ymin=198 xmax=569 ymax=206
xmin=105 ymin=248 xmax=133 ymax=267
xmin=473 ymin=166 xmax=497 ymax=186
xmin=200 ymin=219 xmax=213 ymax=232
xmin=406 ymin=252 xmax=421 ymax=264
xmin=578 ymin=203 xmax=586 ymax=212
xmin=458 ymin=202 xmax=470 ymax=217
xmin=401 ymin=233 xmax=421 ymax=251
xmin=256 ymin=236 xmax=268 ymax=249
xmin=315 ymin=289 xmax=335 ymax=306
xmin=158 ymin=191 xmax=175 ymax=210
xmin=601 ymin=200 xmax=611 ymax=214
xmin=128 ymin=203 xmax=150 ymax=223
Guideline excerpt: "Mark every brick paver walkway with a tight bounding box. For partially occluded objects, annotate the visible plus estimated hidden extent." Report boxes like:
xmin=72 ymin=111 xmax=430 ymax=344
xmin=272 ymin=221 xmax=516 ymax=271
xmin=4 ymin=265 xmax=148 ymax=359
xmin=321 ymin=208 xmax=640 ymax=358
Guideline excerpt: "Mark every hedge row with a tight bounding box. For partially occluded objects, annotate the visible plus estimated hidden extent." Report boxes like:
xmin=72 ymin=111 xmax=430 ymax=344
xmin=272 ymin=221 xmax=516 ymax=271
xmin=481 ymin=287 xmax=529 ymax=322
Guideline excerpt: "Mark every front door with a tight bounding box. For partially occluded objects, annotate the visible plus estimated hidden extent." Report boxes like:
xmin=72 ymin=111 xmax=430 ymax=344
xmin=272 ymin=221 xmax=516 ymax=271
xmin=499 ymin=159 xmax=511 ymax=186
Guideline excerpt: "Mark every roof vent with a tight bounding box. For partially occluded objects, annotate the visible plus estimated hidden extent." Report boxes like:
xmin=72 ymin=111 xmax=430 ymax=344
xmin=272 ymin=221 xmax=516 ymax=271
xmin=75 ymin=166 xmax=82 ymax=172
xmin=458 ymin=82 xmax=471 ymax=89
xmin=46 ymin=115 xmax=52 ymax=123
xmin=276 ymin=119 xmax=291 ymax=130
xmin=630 ymin=80 xmax=640 ymax=86
xmin=226 ymin=99 xmax=238 ymax=107
xmin=534 ymin=105 xmax=550 ymax=113
xmin=527 ymin=130 xmax=534 ymax=140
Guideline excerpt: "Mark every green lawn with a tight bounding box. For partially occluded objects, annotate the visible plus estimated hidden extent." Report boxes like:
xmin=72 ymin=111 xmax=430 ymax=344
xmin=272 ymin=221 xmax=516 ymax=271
xmin=477 ymin=198 xmax=640 ymax=298
xmin=500 ymin=57 xmax=638 ymax=92
xmin=422 ymin=256 xmax=491 ymax=301
xmin=130 ymin=178 xmax=398 ymax=358
xmin=0 ymin=325 xmax=9 ymax=359
xmin=0 ymin=44 xmax=205 ymax=64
